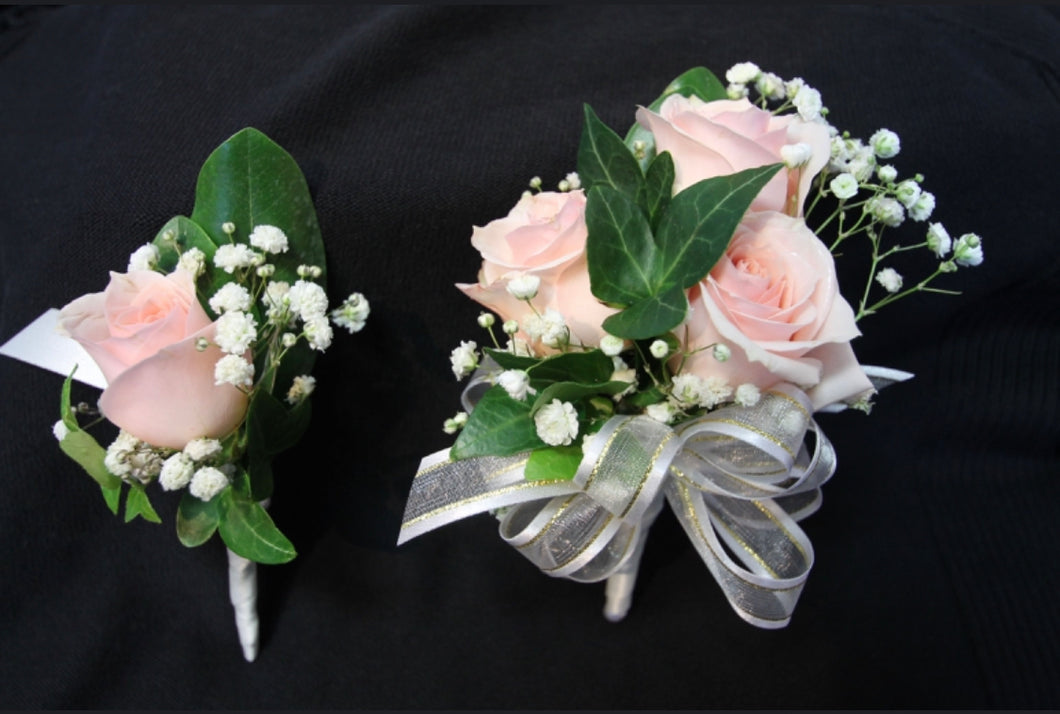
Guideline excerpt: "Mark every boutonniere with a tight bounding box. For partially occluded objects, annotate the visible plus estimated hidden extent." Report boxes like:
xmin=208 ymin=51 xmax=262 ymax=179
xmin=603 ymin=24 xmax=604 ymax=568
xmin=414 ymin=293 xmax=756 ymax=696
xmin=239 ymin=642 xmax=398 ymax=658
xmin=53 ymin=128 xmax=368 ymax=659
xmin=399 ymin=63 xmax=983 ymax=626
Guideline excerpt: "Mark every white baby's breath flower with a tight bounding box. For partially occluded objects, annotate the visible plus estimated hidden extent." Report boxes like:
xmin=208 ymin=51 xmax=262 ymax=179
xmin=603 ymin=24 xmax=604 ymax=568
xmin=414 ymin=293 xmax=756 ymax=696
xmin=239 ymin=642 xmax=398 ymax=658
xmin=564 ymin=172 xmax=581 ymax=190
xmin=868 ymin=196 xmax=905 ymax=227
xmin=876 ymin=165 xmax=898 ymax=184
xmin=450 ymin=340 xmax=479 ymax=380
xmin=497 ymin=370 xmax=535 ymax=401
xmin=214 ymin=354 xmax=255 ymax=388
xmin=184 ymin=437 xmax=222 ymax=462
xmin=669 ymin=373 xmax=706 ymax=407
xmin=649 ymin=340 xmax=669 ymax=359
xmin=281 ymin=332 xmax=297 ymax=348
xmin=505 ymin=337 xmax=534 ymax=358
xmin=506 ymin=274 xmax=541 ymax=300
xmin=829 ymin=173 xmax=859 ymax=200
xmin=263 ymin=281 xmax=292 ymax=321
xmin=894 ymin=179 xmax=922 ymax=209
xmin=330 ymin=292 xmax=370 ymax=334
xmin=222 ymin=221 xmax=236 ymax=235
xmin=780 ymin=142 xmax=813 ymax=168
xmin=726 ymin=61 xmax=761 ymax=84
xmin=610 ymin=356 xmax=637 ymax=398
xmin=953 ymin=233 xmax=984 ymax=267
xmin=909 ymin=191 xmax=936 ymax=222
xmin=287 ymin=280 xmax=329 ymax=322
xmin=215 ymin=311 xmax=258 ymax=355
xmin=189 ymin=466 xmax=229 ymax=501
xmin=599 ymin=334 xmax=625 ymax=357
xmin=52 ymin=420 xmax=69 ymax=441
xmin=127 ymin=244 xmax=159 ymax=272
xmin=726 ymin=83 xmax=749 ymax=100
xmin=926 ymin=223 xmax=952 ymax=257
xmin=524 ymin=309 xmax=567 ymax=347
xmin=699 ymin=377 xmax=733 ymax=410
xmin=213 ymin=244 xmax=260 ymax=274
xmin=755 ymin=71 xmax=786 ymax=100
xmin=286 ymin=375 xmax=316 ymax=405
xmin=208 ymin=282 xmax=252 ymax=315
xmin=304 ymin=315 xmax=333 ymax=351
xmin=256 ymin=264 xmax=276 ymax=278
xmin=248 ymin=225 xmax=289 ymax=254
xmin=178 ymin=247 xmax=206 ymax=278
xmin=792 ymin=85 xmax=823 ymax=121
xmin=159 ymin=453 xmax=195 ymax=491
xmin=645 ymin=402 xmax=677 ymax=425
xmin=103 ymin=431 xmax=139 ymax=477
xmin=533 ymin=399 xmax=579 ymax=447
xmin=876 ymin=267 xmax=904 ymax=293
xmin=502 ymin=320 xmax=519 ymax=336
xmin=869 ymin=129 xmax=901 ymax=159
xmin=784 ymin=76 xmax=806 ymax=98
xmin=734 ymin=383 xmax=761 ymax=407
xmin=443 ymin=411 xmax=468 ymax=435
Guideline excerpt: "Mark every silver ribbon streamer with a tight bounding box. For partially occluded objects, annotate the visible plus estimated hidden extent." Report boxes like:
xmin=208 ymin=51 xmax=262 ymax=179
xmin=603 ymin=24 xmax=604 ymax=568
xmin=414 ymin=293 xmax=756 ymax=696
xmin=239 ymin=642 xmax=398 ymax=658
xmin=399 ymin=366 xmax=911 ymax=628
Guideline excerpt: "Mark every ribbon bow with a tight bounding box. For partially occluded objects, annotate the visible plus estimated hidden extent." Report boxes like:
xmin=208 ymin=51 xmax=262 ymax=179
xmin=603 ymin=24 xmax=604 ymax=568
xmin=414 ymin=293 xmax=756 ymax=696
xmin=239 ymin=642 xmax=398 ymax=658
xmin=399 ymin=368 xmax=909 ymax=628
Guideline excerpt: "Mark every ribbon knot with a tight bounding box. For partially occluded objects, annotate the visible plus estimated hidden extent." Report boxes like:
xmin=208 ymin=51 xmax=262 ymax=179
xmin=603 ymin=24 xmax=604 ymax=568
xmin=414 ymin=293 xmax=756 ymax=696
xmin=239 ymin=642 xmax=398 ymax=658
xmin=399 ymin=381 xmax=841 ymax=628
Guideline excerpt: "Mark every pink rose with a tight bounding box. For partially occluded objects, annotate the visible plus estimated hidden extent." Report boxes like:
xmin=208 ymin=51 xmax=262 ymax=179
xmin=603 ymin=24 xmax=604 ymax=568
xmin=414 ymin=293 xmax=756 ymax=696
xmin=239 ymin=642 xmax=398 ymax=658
xmin=635 ymin=94 xmax=831 ymax=216
xmin=58 ymin=269 xmax=248 ymax=449
xmin=457 ymin=190 xmax=616 ymax=350
xmin=679 ymin=211 xmax=872 ymax=410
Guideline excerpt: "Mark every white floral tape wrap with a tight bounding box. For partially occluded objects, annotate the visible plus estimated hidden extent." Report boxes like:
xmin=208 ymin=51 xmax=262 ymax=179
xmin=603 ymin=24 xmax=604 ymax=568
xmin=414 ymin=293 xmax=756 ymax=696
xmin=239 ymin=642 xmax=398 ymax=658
xmin=400 ymin=367 xmax=909 ymax=628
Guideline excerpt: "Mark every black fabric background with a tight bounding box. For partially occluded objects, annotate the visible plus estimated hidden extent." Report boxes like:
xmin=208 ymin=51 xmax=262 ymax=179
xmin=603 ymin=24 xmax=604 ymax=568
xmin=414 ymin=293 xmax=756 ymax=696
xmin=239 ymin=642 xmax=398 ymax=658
xmin=1 ymin=5 xmax=1058 ymax=709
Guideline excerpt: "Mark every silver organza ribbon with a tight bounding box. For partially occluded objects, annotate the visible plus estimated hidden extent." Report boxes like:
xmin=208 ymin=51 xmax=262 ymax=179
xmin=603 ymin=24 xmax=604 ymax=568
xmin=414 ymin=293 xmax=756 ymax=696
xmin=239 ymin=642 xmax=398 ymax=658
xmin=399 ymin=367 xmax=909 ymax=628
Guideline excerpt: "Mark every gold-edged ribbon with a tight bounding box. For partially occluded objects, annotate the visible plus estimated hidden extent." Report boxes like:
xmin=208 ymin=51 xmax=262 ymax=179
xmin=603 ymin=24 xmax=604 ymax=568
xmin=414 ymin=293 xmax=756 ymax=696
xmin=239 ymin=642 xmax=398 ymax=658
xmin=398 ymin=382 xmax=838 ymax=628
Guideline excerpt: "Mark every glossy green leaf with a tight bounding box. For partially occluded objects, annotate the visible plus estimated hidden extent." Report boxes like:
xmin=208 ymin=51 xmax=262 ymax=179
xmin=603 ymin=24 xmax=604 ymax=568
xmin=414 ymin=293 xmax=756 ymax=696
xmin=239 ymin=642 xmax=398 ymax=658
xmin=639 ymin=151 xmax=675 ymax=230
xmin=529 ymin=380 xmax=633 ymax=416
xmin=60 ymin=370 xmax=78 ymax=430
xmin=585 ymin=185 xmax=658 ymax=305
xmin=600 ymin=285 xmax=689 ymax=340
xmin=524 ymin=446 xmax=583 ymax=482
xmin=100 ymin=484 xmax=121 ymax=515
xmin=59 ymin=431 xmax=121 ymax=490
xmin=483 ymin=348 xmax=540 ymax=372
xmin=218 ymin=489 xmax=297 ymax=564
xmin=526 ymin=350 xmax=614 ymax=385
xmin=623 ymin=385 xmax=666 ymax=408
xmin=451 ymin=385 xmax=544 ymax=460
xmin=176 ymin=490 xmax=220 ymax=547
xmin=151 ymin=215 xmax=220 ymax=281
xmin=577 ymin=104 xmax=644 ymax=196
xmin=652 ymin=164 xmax=783 ymax=291
xmin=124 ymin=484 xmax=161 ymax=524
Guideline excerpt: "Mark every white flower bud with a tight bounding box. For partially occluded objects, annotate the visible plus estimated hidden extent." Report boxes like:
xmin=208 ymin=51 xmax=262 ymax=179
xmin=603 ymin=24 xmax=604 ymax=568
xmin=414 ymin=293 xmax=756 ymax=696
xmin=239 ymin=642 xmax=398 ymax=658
xmin=281 ymin=332 xmax=298 ymax=348
xmin=876 ymin=165 xmax=898 ymax=183
xmin=829 ymin=173 xmax=859 ymax=200
xmin=649 ymin=340 xmax=669 ymax=359
xmin=506 ymin=274 xmax=540 ymax=300
xmin=222 ymin=222 xmax=236 ymax=235
xmin=953 ymin=233 xmax=984 ymax=267
xmin=127 ymin=244 xmax=159 ymax=272
xmin=443 ymin=411 xmax=468 ymax=435
xmin=52 ymin=420 xmax=69 ymax=442
xmin=256 ymin=264 xmax=276 ymax=278
xmin=755 ymin=71 xmax=786 ymax=100
xmin=869 ymin=129 xmax=900 ymax=159
xmin=713 ymin=344 xmax=731 ymax=362
xmin=875 ymin=267 xmax=904 ymax=293
xmin=189 ymin=466 xmax=229 ymax=501
xmin=248 ymin=225 xmax=289 ymax=254
xmin=599 ymin=335 xmax=625 ymax=357
xmin=477 ymin=312 xmax=495 ymax=329
xmin=533 ymin=399 xmax=579 ymax=446
xmin=734 ymin=383 xmax=761 ymax=407
xmin=450 ymin=340 xmax=479 ymax=380
xmin=529 ymin=176 xmax=542 ymax=189
xmin=926 ymin=223 xmax=952 ymax=257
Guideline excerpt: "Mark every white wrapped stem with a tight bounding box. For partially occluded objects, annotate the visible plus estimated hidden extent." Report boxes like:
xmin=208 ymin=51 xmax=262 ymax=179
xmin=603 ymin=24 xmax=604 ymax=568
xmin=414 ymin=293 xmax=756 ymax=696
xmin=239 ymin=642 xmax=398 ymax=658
xmin=227 ymin=547 xmax=259 ymax=662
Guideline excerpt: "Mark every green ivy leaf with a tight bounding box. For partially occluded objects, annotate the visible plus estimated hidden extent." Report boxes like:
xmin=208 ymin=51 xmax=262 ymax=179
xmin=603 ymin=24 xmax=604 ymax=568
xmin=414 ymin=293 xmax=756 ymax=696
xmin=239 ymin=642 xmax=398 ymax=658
xmin=218 ymin=488 xmax=297 ymax=564
xmin=176 ymin=490 xmax=221 ymax=547
xmin=524 ymin=446 xmax=582 ymax=482
xmin=585 ymin=185 xmax=658 ymax=306
xmin=124 ymin=484 xmax=161 ymax=524
xmin=600 ymin=285 xmax=689 ymax=340
xmin=526 ymin=350 xmax=614 ymax=385
xmin=577 ymin=104 xmax=644 ymax=196
xmin=652 ymin=164 xmax=783 ymax=291
xmin=529 ymin=380 xmax=633 ymax=416
xmin=451 ymin=385 xmax=544 ymax=460
xmin=625 ymin=66 xmax=729 ymax=171
xmin=639 ymin=151 xmax=675 ymax=230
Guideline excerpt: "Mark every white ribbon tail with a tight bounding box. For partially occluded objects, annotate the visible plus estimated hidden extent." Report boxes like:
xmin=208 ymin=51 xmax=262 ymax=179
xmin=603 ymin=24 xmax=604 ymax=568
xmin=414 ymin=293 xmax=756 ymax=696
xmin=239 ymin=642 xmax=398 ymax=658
xmin=603 ymin=494 xmax=664 ymax=622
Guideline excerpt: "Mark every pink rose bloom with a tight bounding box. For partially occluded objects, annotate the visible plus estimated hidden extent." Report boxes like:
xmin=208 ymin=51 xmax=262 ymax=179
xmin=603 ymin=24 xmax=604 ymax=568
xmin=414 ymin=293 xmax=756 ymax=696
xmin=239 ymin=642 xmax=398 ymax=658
xmin=457 ymin=190 xmax=616 ymax=350
xmin=635 ymin=94 xmax=831 ymax=216
xmin=679 ymin=211 xmax=872 ymax=410
xmin=58 ymin=269 xmax=248 ymax=449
